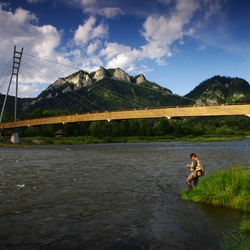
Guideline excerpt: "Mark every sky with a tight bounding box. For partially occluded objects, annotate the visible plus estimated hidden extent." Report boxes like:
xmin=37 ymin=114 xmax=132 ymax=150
xmin=0 ymin=0 xmax=250 ymax=98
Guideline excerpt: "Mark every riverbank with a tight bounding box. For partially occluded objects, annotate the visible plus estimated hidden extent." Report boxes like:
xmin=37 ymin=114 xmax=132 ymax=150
xmin=1 ymin=134 xmax=249 ymax=146
xmin=181 ymin=165 xmax=250 ymax=249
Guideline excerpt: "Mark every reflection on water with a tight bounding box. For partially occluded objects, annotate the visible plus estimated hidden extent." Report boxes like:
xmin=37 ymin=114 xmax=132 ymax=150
xmin=1 ymin=140 xmax=250 ymax=249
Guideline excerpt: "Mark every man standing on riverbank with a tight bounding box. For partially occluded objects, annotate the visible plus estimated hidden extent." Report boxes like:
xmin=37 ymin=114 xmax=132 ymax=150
xmin=186 ymin=153 xmax=200 ymax=191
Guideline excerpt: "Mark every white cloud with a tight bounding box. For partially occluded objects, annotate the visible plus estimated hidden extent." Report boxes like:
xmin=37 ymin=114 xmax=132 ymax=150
xmin=80 ymin=0 xmax=96 ymax=5
xmin=16 ymin=82 xmax=43 ymax=98
xmin=137 ymin=0 xmax=232 ymax=72
xmin=72 ymin=1 xmax=196 ymax=70
xmin=202 ymin=0 xmax=225 ymax=19
xmin=100 ymin=43 xmax=131 ymax=59
xmin=197 ymin=45 xmax=206 ymax=51
xmin=0 ymin=5 xmax=60 ymax=59
xmin=73 ymin=17 xmax=108 ymax=46
xmin=99 ymin=42 xmax=140 ymax=70
xmin=157 ymin=0 xmax=173 ymax=4
xmin=139 ymin=0 xmax=200 ymax=62
xmin=101 ymin=7 xmax=124 ymax=19
xmin=106 ymin=53 xmax=132 ymax=69
xmin=26 ymin=0 xmax=47 ymax=4
xmin=75 ymin=0 xmax=123 ymax=19
xmin=175 ymin=0 xmax=199 ymax=17
xmin=87 ymin=40 xmax=101 ymax=55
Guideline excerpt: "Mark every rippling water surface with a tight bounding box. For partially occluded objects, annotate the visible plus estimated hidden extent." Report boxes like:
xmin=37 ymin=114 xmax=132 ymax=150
xmin=1 ymin=140 xmax=250 ymax=249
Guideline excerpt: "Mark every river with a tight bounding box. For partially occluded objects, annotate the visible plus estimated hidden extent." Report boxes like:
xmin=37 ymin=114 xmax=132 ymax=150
xmin=1 ymin=139 xmax=250 ymax=249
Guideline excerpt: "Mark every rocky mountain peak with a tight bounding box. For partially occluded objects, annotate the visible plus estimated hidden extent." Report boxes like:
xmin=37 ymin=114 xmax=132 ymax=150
xmin=93 ymin=66 xmax=107 ymax=81
xmin=136 ymin=74 xmax=146 ymax=84
xmin=53 ymin=78 xmax=65 ymax=87
xmin=111 ymin=68 xmax=131 ymax=83
xmin=66 ymin=71 xmax=92 ymax=88
xmin=51 ymin=70 xmax=92 ymax=91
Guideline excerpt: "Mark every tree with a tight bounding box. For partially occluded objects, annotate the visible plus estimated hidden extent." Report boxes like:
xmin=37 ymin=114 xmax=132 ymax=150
xmin=192 ymin=124 xmax=204 ymax=136
xmin=153 ymin=119 xmax=172 ymax=136
xmin=80 ymin=122 xmax=90 ymax=135
xmin=42 ymin=125 xmax=55 ymax=137
xmin=54 ymin=109 xmax=68 ymax=116
xmin=24 ymin=126 xmax=41 ymax=136
xmin=111 ymin=122 xmax=119 ymax=136
xmin=1 ymin=110 xmax=13 ymax=122
xmin=128 ymin=120 xmax=139 ymax=136
xmin=172 ymin=120 xmax=183 ymax=137
xmin=118 ymin=120 xmax=130 ymax=136
xmin=89 ymin=121 xmax=105 ymax=137
xmin=63 ymin=124 xmax=75 ymax=136
xmin=215 ymin=125 xmax=234 ymax=135
xmin=19 ymin=111 xmax=27 ymax=120
xmin=43 ymin=110 xmax=55 ymax=117
xmin=30 ymin=108 xmax=43 ymax=119
xmin=138 ymin=119 xmax=152 ymax=136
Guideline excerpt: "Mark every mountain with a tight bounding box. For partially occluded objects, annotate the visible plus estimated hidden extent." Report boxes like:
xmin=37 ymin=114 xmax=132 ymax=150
xmin=185 ymin=75 xmax=250 ymax=105
xmin=1 ymin=67 xmax=250 ymax=119
xmin=20 ymin=66 xmax=183 ymax=114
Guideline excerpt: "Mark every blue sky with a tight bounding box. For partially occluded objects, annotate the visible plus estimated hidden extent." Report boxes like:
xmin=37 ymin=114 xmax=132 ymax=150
xmin=0 ymin=0 xmax=250 ymax=98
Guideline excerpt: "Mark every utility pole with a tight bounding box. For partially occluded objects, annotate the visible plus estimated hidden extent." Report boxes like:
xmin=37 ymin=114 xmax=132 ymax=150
xmin=0 ymin=45 xmax=23 ymax=143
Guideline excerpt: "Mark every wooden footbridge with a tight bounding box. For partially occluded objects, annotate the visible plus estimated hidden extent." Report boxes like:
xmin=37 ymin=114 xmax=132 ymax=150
xmin=1 ymin=103 xmax=250 ymax=130
xmin=1 ymin=46 xmax=250 ymax=143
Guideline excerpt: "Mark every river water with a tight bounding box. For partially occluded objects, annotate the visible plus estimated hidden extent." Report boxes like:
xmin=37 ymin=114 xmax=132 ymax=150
xmin=1 ymin=139 xmax=250 ymax=249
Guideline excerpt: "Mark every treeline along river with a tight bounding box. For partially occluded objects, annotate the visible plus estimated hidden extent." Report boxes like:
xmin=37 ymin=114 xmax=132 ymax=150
xmin=1 ymin=140 xmax=250 ymax=249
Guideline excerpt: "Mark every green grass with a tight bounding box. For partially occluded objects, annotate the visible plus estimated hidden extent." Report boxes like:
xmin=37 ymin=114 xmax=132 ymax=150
xmin=240 ymin=216 xmax=250 ymax=234
xmin=181 ymin=165 xmax=250 ymax=249
xmin=181 ymin=165 xmax=250 ymax=211
xmin=221 ymin=231 xmax=250 ymax=250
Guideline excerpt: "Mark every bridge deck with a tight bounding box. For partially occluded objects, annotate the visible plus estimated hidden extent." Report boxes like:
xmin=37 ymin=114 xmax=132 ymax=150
xmin=1 ymin=104 xmax=250 ymax=129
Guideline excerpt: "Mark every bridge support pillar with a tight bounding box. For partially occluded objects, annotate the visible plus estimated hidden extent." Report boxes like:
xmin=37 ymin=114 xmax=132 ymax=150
xmin=11 ymin=132 xmax=19 ymax=144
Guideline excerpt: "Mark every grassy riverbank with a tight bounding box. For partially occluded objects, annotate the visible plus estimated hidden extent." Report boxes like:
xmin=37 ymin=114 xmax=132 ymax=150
xmin=181 ymin=165 xmax=250 ymax=249
xmin=181 ymin=166 xmax=250 ymax=211
xmin=0 ymin=134 xmax=249 ymax=146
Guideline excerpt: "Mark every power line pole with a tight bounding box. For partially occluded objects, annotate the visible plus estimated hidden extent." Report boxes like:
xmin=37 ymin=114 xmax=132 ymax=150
xmin=0 ymin=45 xmax=23 ymax=123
